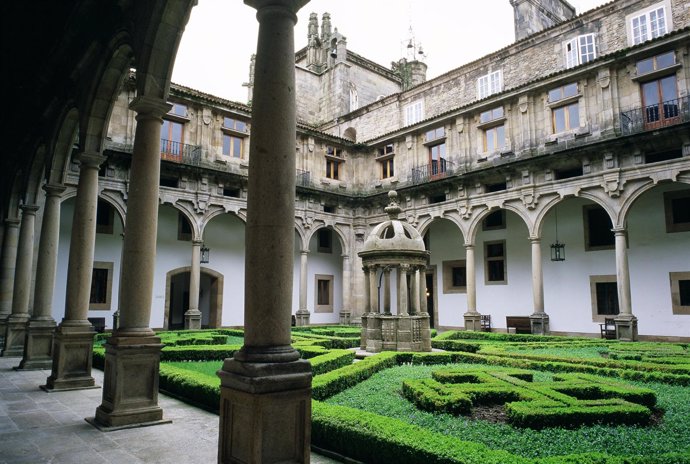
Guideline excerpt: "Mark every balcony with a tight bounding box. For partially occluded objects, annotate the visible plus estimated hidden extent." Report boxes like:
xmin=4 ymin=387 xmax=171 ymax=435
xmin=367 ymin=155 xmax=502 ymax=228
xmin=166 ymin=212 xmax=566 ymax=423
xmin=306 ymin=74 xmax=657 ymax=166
xmin=620 ymin=96 xmax=690 ymax=136
xmin=160 ymin=139 xmax=202 ymax=165
xmin=296 ymin=169 xmax=311 ymax=187
xmin=410 ymin=159 xmax=456 ymax=184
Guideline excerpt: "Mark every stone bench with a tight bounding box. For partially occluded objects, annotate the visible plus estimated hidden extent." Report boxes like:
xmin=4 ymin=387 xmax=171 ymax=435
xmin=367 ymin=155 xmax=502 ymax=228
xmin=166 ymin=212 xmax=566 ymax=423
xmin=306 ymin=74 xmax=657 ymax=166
xmin=506 ymin=316 xmax=531 ymax=334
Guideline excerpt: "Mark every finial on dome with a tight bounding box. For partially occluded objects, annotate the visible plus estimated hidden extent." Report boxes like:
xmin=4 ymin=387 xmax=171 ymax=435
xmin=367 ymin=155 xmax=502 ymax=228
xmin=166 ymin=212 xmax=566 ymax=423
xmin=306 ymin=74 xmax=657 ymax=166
xmin=384 ymin=190 xmax=401 ymax=219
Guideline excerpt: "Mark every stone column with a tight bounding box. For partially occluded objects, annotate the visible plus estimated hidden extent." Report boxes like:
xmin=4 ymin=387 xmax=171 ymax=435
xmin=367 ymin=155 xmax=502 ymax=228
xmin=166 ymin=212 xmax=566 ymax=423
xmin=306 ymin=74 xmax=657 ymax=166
xmin=43 ymin=152 xmax=104 ymax=389
xmin=613 ymin=228 xmax=637 ymax=341
xmin=529 ymin=237 xmax=549 ymax=335
xmin=463 ymin=243 xmax=481 ymax=331
xmin=184 ymin=240 xmax=202 ymax=330
xmin=419 ymin=268 xmax=428 ymax=314
xmin=295 ymin=249 xmax=310 ymax=326
xmin=369 ymin=265 xmax=378 ymax=313
xmin=339 ymin=254 xmax=351 ymax=324
xmin=217 ymin=1 xmax=311 ymax=461
xmin=382 ymin=267 xmax=391 ymax=315
xmin=410 ymin=269 xmax=420 ymax=315
xmin=397 ymin=265 xmax=412 ymax=350
xmin=92 ymin=96 xmax=171 ymax=429
xmin=19 ymin=185 xmax=65 ymax=369
xmin=0 ymin=218 xmax=20 ymax=344
xmin=398 ymin=265 xmax=409 ymax=316
xmin=360 ymin=266 xmax=370 ymax=349
xmin=1 ymin=205 xmax=39 ymax=357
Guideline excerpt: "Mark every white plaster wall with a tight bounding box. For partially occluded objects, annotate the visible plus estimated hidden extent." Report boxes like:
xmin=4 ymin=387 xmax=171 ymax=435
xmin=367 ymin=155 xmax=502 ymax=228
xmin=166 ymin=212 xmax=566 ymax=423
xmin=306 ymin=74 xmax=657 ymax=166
xmin=53 ymin=197 xmax=124 ymax=330
xmin=304 ymin=230 xmax=342 ymax=324
xmin=202 ymin=212 xmax=246 ymax=327
xmin=427 ymin=219 xmax=466 ymax=328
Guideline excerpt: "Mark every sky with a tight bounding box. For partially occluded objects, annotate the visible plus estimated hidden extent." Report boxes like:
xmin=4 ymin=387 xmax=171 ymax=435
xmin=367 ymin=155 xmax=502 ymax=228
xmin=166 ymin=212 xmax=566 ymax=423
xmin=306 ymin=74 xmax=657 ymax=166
xmin=172 ymin=0 xmax=610 ymax=104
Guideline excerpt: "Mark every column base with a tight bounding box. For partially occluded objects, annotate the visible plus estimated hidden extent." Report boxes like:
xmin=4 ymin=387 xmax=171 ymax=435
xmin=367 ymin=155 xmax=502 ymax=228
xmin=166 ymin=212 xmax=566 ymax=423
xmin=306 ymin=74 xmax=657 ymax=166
xmin=1 ymin=314 xmax=30 ymax=357
xmin=529 ymin=313 xmax=550 ymax=335
xmin=463 ymin=312 xmax=482 ymax=331
xmin=217 ymin=353 xmax=311 ymax=464
xmin=42 ymin=323 xmax=96 ymax=391
xmin=614 ymin=314 xmax=638 ymax=341
xmin=359 ymin=313 xmax=368 ymax=349
xmin=338 ymin=310 xmax=351 ymax=325
xmin=184 ymin=309 xmax=202 ymax=330
xmin=17 ymin=318 xmax=57 ymax=370
xmin=295 ymin=309 xmax=310 ymax=326
xmin=0 ymin=316 xmax=9 ymax=346
xmin=92 ymin=334 xmax=166 ymax=429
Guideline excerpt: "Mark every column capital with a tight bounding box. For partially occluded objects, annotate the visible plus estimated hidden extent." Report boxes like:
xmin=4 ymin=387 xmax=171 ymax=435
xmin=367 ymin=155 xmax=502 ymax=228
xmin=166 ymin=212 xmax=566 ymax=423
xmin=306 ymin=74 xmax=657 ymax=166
xmin=612 ymin=227 xmax=627 ymax=235
xmin=4 ymin=218 xmax=20 ymax=227
xmin=76 ymin=151 xmax=106 ymax=169
xmin=300 ymin=249 xmax=309 ymax=255
xmin=192 ymin=239 xmax=203 ymax=247
xmin=244 ymin=0 xmax=309 ymax=17
xmin=42 ymin=183 xmax=66 ymax=197
xmin=529 ymin=236 xmax=541 ymax=243
xmin=464 ymin=243 xmax=475 ymax=250
xmin=341 ymin=254 xmax=349 ymax=260
xmin=19 ymin=204 xmax=40 ymax=214
xmin=129 ymin=95 xmax=172 ymax=119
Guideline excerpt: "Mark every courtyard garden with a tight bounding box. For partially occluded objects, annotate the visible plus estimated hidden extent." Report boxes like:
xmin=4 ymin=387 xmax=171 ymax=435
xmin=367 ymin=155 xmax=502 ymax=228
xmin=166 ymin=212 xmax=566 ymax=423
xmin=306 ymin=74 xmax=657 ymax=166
xmin=94 ymin=328 xmax=690 ymax=463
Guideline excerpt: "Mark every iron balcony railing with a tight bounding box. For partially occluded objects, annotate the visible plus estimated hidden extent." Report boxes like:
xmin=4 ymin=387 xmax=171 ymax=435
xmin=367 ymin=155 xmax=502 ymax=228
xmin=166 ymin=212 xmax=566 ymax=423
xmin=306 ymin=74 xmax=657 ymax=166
xmin=160 ymin=139 xmax=202 ymax=165
xmin=620 ymin=95 xmax=690 ymax=136
xmin=410 ymin=159 xmax=456 ymax=184
xmin=296 ymin=169 xmax=311 ymax=187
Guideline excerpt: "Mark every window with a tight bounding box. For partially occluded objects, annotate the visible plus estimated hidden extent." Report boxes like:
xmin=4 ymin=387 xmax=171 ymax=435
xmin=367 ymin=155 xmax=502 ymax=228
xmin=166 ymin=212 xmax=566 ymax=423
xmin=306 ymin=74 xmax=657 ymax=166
xmin=583 ymin=205 xmax=614 ymax=250
xmin=429 ymin=193 xmax=446 ymax=204
xmin=89 ymin=262 xmax=113 ymax=310
xmin=484 ymin=240 xmax=506 ymax=284
xmin=380 ymin=158 xmax=394 ymax=179
xmin=670 ymin=272 xmax=690 ymax=314
xmin=565 ymin=34 xmax=596 ymax=68
xmin=223 ymin=117 xmax=247 ymax=133
xmin=178 ymin=212 xmax=192 ymax=241
xmin=590 ymin=275 xmax=620 ymax=319
xmin=170 ymin=103 xmax=187 ymax=117
xmin=664 ymin=190 xmax=690 ymax=233
xmin=484 ymin=125 xmax=505 ymax=152
xmin=326 ymin=146 xmax=342 ymax=157
xmin=477 ymin=71 xmax=502 ymax=99
xmin=482 ymin=210 xmax=506 ymax=231
xmin=222 ymin=134 xmax=243 ymax=158
xmin=96 ymin=199 xmax=114 ymax=234
xmin=549 ymin=83 xmax=580 ymax=133
xmin=314 ymin=274 xmax=334 ymax=312
xmin=325 ymin=146 xmax=344 ymax=180
xmin=630 ymin=4 xmax=667 ymax=45
xmin=479 ymin=107 xmax=504 ymax=124
xmin=425 ymin=127 xmax=445 ymax=142
xmin=636 ymin=51 xmax=676 ymax=75
xmin=442 ymin=260 xmax=466 ymax=293
xmin=317 ymin=229 xmax=332 ymax=253
xmin=161 ymin=119 xmax=184 ymax=158
xmin=405 ymin=101 xmax=424 ymax=125
xmin=640 ymin=74 xmax=678 ymax=129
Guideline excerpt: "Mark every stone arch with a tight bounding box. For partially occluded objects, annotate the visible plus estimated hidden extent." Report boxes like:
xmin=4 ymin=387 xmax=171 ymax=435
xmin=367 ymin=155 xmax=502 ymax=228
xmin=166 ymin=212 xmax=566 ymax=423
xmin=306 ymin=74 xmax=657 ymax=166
xmin=616 ymin=178 xmax=690 ymax=228
xmin=417 ymin=214 xmax=466 ymax=244
xmin=97 ymin=191 xmax=127 ymax=229
xmin=306 ymin=223 xmax=349 ymax=257
xmin=532 ymin=194 xmax=565 ymax=238
xmin=163 ymin=266 xmax=224 ymax=330
xmin=343 ymin=127 xmax=357 ymax=142
xmin=466 ymin=204 xmax=531 ymax=245
xmin=163 ymin=201 xmax=201 ymax=241
xmin=575 ymin=190 xmax=619 ymax=228
xmin=202 ymin=205 xmax=247 ymax=234
xmin=48 ymin=107 xmax=80 ymax=185
xmin=24 ymin=144 xmax=48 ymax=205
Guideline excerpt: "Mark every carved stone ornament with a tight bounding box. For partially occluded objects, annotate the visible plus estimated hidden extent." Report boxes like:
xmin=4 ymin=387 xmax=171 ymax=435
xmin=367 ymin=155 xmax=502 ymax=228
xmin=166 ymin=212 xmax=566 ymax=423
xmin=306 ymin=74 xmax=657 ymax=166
xmin=195 ymin=192 xmax=210 ymax=213
xmin=518 ymin=96 xmax=529 ymax=114
xmin=307 ymin=137 xmax=314 ymax=152
xmin=302 ymin=214 xmax=314 ymax=229
xmin=459 ymin=200 xmax=472 ymax=220
xmin=202 ymin=108 xmax=212 ymax=125
xmin=521 ymin=187 xmax=539 ymax=209
xmin=455 ymin=117 xmax=464 ymax=133
xmin=603 ymin=173 xmax=623 ymax=198
xmin=406 ymin=212 xmax=418 ymax=226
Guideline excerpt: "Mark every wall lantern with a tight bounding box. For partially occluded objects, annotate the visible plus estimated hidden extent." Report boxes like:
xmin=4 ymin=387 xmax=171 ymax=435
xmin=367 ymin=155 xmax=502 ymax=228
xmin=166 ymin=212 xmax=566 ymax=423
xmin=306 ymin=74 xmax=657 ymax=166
xmin=200 ymin=244 xmax=210 ymax=263
xmin=550 ymin=208 xmax=565 ymax=262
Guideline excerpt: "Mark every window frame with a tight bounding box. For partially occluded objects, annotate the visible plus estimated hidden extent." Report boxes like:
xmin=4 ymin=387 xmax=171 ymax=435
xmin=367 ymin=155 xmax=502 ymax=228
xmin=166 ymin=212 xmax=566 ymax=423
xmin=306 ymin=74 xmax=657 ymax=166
xmin=177 ymin=212 xmax=193 ymax=241
xmin=96 ymin=199 xmax=115 ymax=235
xmin=222 ymin=133 xmax=244 ymax=159
xmin=317 ymin=228 xmax=333 ymax=253
xmin=664 ymin=190 xmax=690 ymax=233
xmin=314 ymin=274 xmax=334 ymax=313
xmin=89 ymin=261 xmax=114 ymax=311
xmin=548 ymin=83 xmax=581 ymax=134
xmin=477 ymin=70 xmax=503 ymax=100
xmin=670 ymin=271 xmax=690 ymax=315
xmin=442 ymin=260 xmax=467 ymax=294
xmin=484 ymin=240 xmax=507 ymax=285
xmin=404 ymin=101 xmax=424 ymax=126
xmin=589 ymin=275 xmax=620 ymax=321
xmin=583 ymin=204 xmax=615 ymax=251
xmin=565 ymin=34 xmax=596 ymax=68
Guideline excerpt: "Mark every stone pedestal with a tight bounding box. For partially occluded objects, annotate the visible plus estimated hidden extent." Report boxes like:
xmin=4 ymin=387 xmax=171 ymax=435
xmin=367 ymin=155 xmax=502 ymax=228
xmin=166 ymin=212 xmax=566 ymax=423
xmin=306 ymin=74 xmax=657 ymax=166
xmin=359 ymin=313 xmax=368 ymax=349
xmin=463 ymin=312 xmax=482 ymax=331
xmin=419 ymin=314 xmax=433 ymax=352
xmin=614 ymin=314 xmax=638 ymax=341
xmin=338 ymin=310 xmax=351 ymax=325
xmin=397 ymin=316 xmax=412 ymax=351
xmin=2 ymin=315 xmax=29 ymax=357
xmin=366 ymin=314 xmax=383 ymax=352
xmin=17 ymin=319 xmax=57 ymax=369
xmin=218 ymin=356 xmax=311 ymax=464
xmin=42 ymin=324 xmax=96 ymax=391
xmin=530 ymin=313 xmax=550 ymax=335
xmin=295 ymin=309 xmax=310 ymax=326
xmin=184 ymin=309 xmax=202 ymax=330
xmin=91 ymin=335 xmax=167 ymax=429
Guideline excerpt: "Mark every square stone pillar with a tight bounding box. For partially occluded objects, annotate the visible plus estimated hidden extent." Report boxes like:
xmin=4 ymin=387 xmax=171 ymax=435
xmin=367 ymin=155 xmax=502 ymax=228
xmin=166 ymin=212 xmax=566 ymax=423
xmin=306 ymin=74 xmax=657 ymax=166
xmin=295 ymin=309 xmax=310 ymax=326
xmin=43 ymin=325 xmax=97 ymax=391
xmin=397 ymin=316 xmax=412 ymax=351
xmin=366 ymin=315 xmax=382 ymax=353
xmin=530 ymin=313 xmax=550 ymax=335
xmin=614 ymin=314 xmax=638 ymax=341
xmin=338 ymin=310 xmax=351 ymax=325
xmin=359 ymin=313 xmax=368 ymax=349
xmin=218 ymin=358 xmax=311 ymax=463
xmin=464 ymin=312 xmax=482 ymax=331
xmin=91 ymin=335 xmax=168 ymax=429
xmin=2 ymin=316 xmax=29 ymax=357
xmin=18 ymin=319 xmax=56 ymax=370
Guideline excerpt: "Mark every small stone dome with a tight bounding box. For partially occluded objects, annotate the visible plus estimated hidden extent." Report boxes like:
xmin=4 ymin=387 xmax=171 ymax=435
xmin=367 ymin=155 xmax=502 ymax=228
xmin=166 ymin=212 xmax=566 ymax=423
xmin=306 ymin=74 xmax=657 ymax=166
xmin=360 ymin=191 xmax=427 ymax=258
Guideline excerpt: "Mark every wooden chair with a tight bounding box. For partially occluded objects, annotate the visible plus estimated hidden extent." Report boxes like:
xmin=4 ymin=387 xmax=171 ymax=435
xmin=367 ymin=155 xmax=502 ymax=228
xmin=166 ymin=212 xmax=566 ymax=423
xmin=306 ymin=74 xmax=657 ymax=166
xmin=600 ymin=317 xmax=616 ymax=339
xmin=480 ymin=315 xmax=492 ymax=332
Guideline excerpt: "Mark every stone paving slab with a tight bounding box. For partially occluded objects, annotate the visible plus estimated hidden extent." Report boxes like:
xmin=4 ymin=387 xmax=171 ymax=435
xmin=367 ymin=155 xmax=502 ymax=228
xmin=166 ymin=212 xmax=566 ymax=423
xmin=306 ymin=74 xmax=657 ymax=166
xmin=0 ymin=356 xmax=342 ymax=464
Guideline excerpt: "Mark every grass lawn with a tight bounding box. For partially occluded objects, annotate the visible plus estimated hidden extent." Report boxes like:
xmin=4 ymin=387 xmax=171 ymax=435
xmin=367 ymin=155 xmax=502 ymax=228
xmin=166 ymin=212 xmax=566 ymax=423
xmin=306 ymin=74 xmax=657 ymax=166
xmin=324 ymin=362 xmax=690 ymax=460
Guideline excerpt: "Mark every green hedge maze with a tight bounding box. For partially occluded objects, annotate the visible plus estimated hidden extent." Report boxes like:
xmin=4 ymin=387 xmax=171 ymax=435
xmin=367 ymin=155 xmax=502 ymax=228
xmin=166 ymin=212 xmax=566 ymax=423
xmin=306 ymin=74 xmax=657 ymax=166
xmin=402 ymin=368 xmax=657 ymax=428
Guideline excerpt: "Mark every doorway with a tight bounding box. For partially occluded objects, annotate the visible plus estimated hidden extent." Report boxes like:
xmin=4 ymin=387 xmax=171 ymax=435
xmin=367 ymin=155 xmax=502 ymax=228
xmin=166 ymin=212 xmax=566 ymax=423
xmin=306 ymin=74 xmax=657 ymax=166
xmin=165 ymin=267 xmax=224 ymax=330
xmin=425 ymin=272 xmax=435 ymax=328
